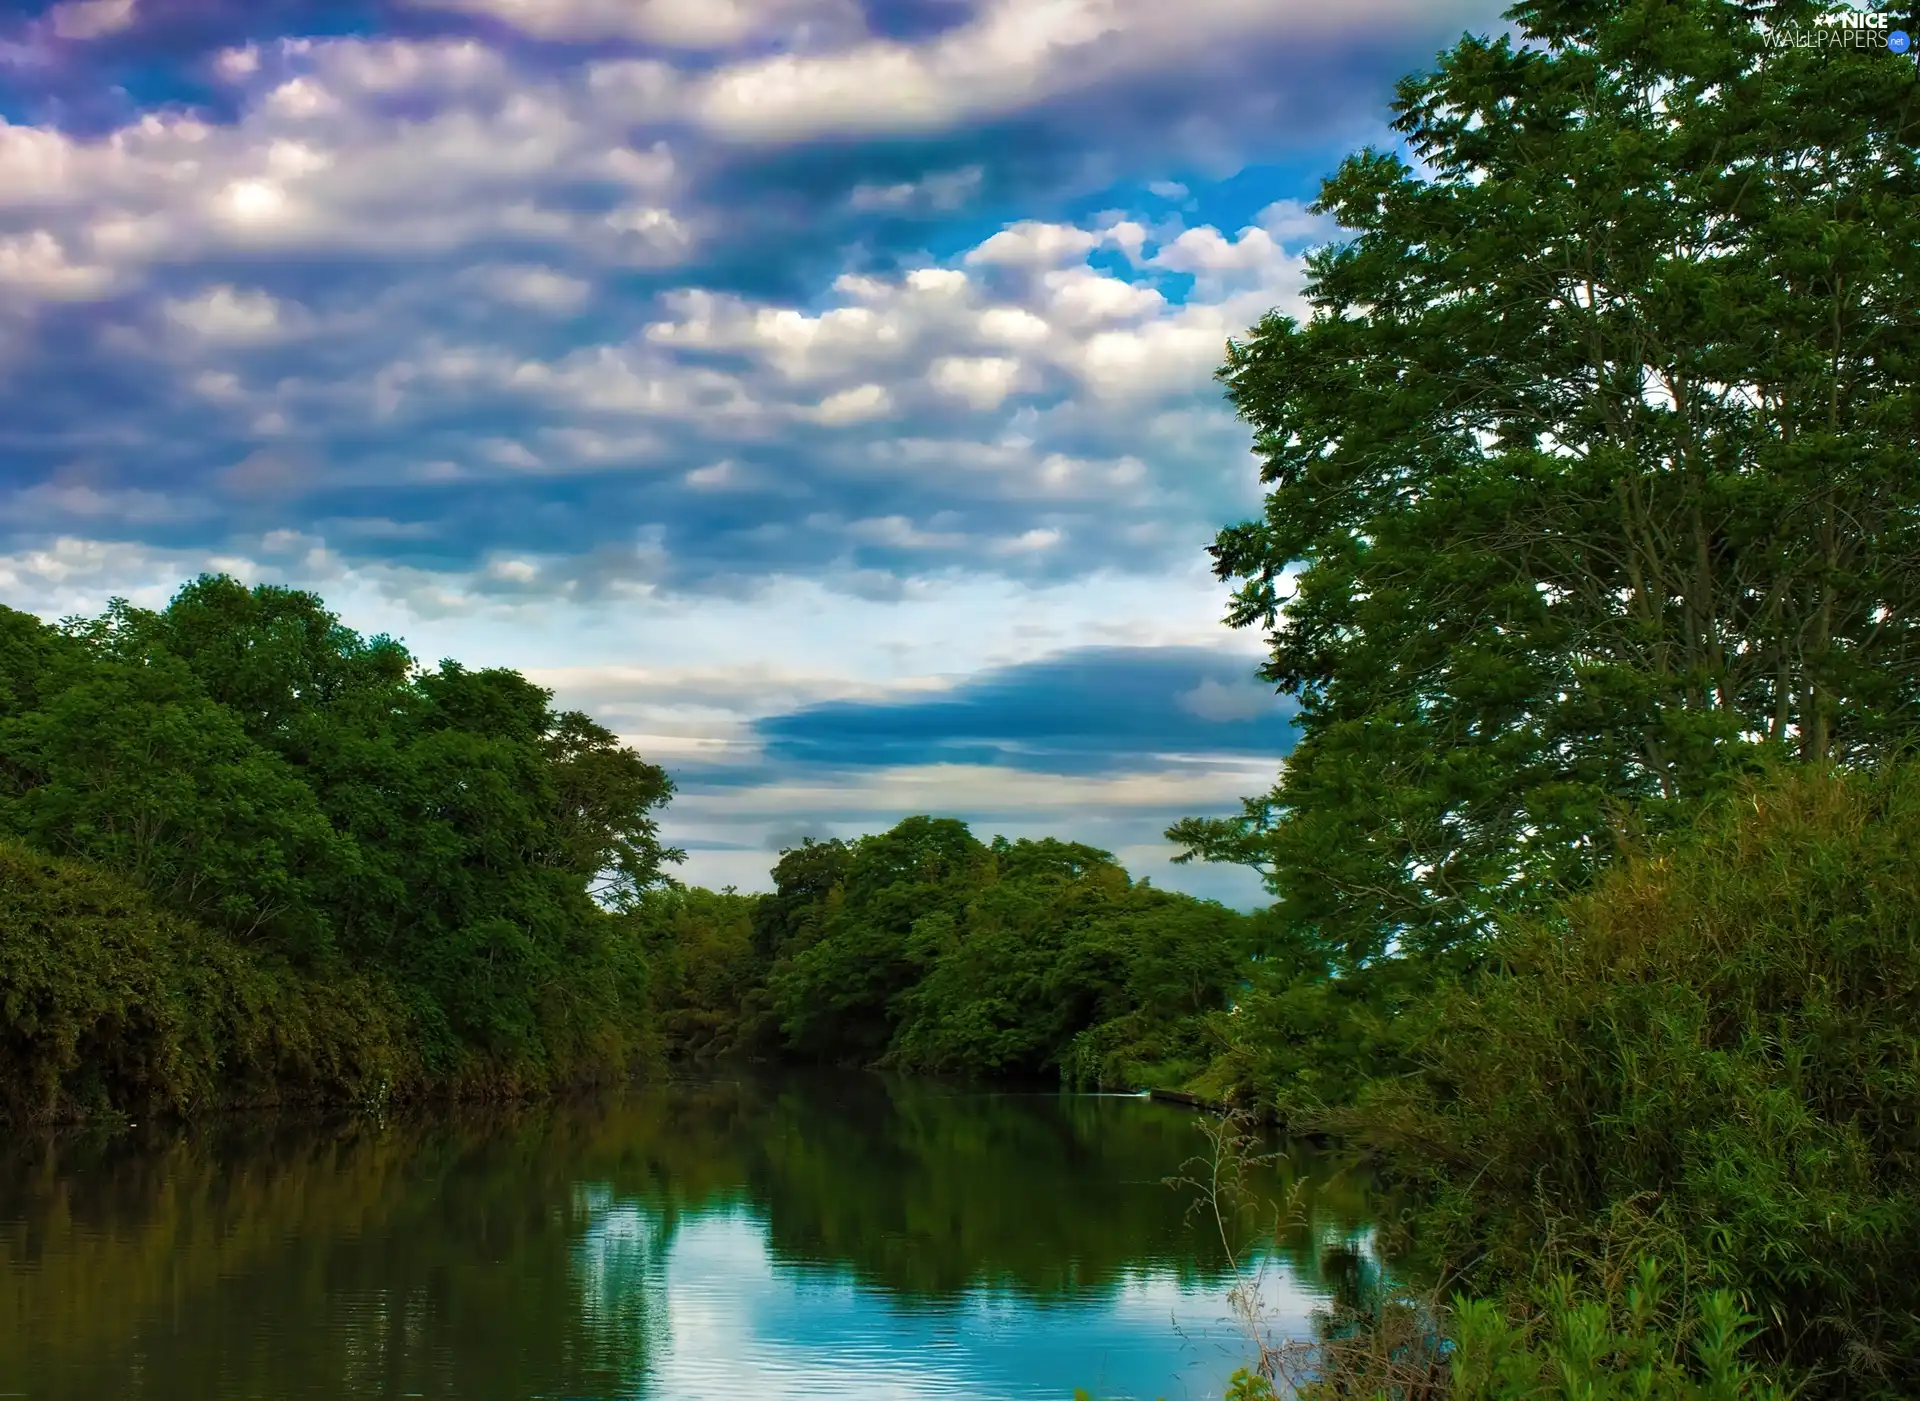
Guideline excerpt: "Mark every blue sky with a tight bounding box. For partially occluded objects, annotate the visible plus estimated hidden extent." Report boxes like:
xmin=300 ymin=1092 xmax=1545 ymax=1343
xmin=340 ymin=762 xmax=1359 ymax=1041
xmin=0 ymin=0 xmax=1508 ymax=905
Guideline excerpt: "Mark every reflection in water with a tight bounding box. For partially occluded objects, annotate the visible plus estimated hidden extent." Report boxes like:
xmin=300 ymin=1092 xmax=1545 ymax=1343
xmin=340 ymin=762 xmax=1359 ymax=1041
xmin=0 ymin=1074 xmax=1389 ymax=1401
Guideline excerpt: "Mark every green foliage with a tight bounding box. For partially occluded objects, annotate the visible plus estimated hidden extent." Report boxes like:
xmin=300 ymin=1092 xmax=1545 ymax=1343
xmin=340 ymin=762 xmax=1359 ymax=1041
xmin=1166 ymin=8 xmax=1920 ymax=1388
xmin=1179 ymin=0 xmax=1920 ymax=967
xmin=0 ymin=580 xmax=681 ymax=1120
xmin=658 ymin=819 xmax=1259 ymax=1082
xmin=1183 ymin=958 xmax=1419 ymax=1125
xmin=1443 ymin=1272 xmax=1784 ymax=1401
xmin=0 ymin=838 xmax=411 ymax=1122
xmin=1336 ymin=764 xmax=1920 ymax=1391
xmin=626 ymin=883 xmax=760 ymax=1059
xmin=1276 ymin=1264 xmax=1782 ymax=1401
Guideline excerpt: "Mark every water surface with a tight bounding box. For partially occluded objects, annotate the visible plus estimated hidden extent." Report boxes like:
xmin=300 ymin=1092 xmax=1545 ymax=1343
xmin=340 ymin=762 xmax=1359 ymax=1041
xmin=0 ymin=1073 xmax=1384 ymax=1400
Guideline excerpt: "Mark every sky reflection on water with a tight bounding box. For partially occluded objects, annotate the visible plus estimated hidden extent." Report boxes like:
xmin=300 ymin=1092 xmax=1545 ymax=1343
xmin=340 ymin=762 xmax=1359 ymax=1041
xmin=1 ymin=1075 xmax=1385 ymax=1401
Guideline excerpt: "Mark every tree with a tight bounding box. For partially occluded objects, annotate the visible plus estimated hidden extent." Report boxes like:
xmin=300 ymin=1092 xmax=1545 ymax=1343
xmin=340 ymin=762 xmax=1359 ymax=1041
xmin=0 ymin=578 xmax=683 ymax=1090
xmin=1177 ymin=0 xmax=1920 ymax=967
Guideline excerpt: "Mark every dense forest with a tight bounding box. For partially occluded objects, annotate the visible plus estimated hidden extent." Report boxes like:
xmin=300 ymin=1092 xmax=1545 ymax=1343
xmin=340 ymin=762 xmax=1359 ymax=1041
xmin=3 ymin=0 xmax=1917 ymax=1397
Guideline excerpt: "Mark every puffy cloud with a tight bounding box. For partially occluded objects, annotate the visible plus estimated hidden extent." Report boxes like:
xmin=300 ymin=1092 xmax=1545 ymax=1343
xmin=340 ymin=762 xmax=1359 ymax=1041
xmin=163 ymin=285 xmax=300 ymax=343
xmin=965 ymin=221 xmax=1104 ymax=268
xmin=0 ymin=230 xmax=113 ymax=300
xmin=48 ymin=0 xmax=138 ymax=41
xmin=812 ymin=382 xmax=893 ymax=423
xmin=927 ymin=354 xmax=1021 ymax=410
xmin=473 ymin=263 xmax=593 ymax=313
xmin=691 ymin=0 xmax=1487 ymax=141
xmin=408 ymin=0 xmax=864 ymax=48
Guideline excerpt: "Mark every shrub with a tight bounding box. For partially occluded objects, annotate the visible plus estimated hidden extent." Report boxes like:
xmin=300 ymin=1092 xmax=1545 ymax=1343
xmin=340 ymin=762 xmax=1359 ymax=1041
xmin=1340 ymin=765 xmax=1920 ymax=1391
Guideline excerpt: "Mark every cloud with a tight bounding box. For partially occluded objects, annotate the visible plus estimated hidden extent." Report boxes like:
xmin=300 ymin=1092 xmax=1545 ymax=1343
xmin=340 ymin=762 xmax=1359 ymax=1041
xmin=0 ymin=231 xmax=113 ymax=301
xmin=0 ymin=0 xmax=1511 ymax=903
xmin=689 ymin=0 xmax=1488 ymax=142
xmin=473 ymin=263 xmax=594 ymax=313
xmin=163 ymin=285 xmax=300 ymax=343
xmin=408 ymin=0 xmax=865 ymax=48
xmin=48 ymin=0 xmax=138 ymax=41
xmin=755 ymin=646 xmax=1295 ymax=775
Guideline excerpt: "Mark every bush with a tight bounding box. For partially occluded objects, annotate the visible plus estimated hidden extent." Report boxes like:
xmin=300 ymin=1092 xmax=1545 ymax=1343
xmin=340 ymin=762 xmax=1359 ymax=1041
xmin=1339 ymin=765 xmax=1920 ymax=1392
xmin=0 ymin=839 xmax=411 ymax=1122
xmin=1241 ymin=1263 xmax=1784 ymax=1400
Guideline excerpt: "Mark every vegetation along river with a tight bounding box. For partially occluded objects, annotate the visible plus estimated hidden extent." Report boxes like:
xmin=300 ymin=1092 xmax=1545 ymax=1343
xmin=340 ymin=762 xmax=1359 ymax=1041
xmin=0 ymin=1073 xmax=1388 ymax=1401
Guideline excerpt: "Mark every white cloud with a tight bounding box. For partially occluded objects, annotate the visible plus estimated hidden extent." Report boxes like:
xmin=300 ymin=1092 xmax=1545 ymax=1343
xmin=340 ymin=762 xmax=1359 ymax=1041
xmin=487 ymin=555 xmax=541 ymax=582
xmin=408 ymin=0 xmax=863 ymax=47
xmin=977 ymin=307 xmax=1050 ymax=345
xmin=965 ymin=221 xmax=1102 ymax=269
xmin=1150 ymin=224 xmax=1285 ymax=276
xmin=690 ymin=0 xmax=1467 ymax=141
xmin=0 ymin=37 xmax=704 ymax=294
xmin=684 ymin=459 xmax=746 ymax=490
xmin=482 ymin=438 xmax=544 ymax=469
xmin=1041 ymin=268 xmax=1164 ymax=324
xmin=0 ymin=231 xmax=113 ymax=301
xmin=49 ymin=0 xmax=138 ymax=41
xmin=812 ymin=383 xmax=893 ymax=424
xmin=840 ymin=514 xmax=965 ymax=550
xmin=1070 ymin=321 xmax=1231 ymax=400
xmin=994 ymin=526 xmax=1062 ymax=554
xmin=476 ymin=264 xmax=592 ymax=313
xmin=163 ymin=285 xmax=297 ymax=343
xmin=848 ymin=166 xmax=983 ymax=213
xmin=928 ymin=355 xmax=1021 ymax=411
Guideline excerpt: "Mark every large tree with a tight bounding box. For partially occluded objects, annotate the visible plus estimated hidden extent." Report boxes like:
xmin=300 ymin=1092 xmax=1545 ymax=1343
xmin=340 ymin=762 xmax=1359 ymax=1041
xmin=1173 ymin=0 xmax=1920 ymax=966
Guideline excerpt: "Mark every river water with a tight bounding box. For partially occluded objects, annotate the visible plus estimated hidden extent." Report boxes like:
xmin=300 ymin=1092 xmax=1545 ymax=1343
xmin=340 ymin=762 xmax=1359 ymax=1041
xmin=0 ymin=1073 xmax=1386 ymax=1401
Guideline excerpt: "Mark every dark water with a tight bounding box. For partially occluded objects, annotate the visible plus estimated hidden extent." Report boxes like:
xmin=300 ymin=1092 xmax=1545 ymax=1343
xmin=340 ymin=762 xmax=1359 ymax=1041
xmin=0 ymin=1074 xmax=1386 ymax=1401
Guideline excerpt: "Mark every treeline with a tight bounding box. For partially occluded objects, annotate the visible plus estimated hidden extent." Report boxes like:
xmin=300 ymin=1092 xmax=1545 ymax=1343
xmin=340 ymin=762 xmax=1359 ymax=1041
xmin=629 ymin=819 xmax=1267 ymax=1085
xmin=0 ymin=577 xmax=1262 ymax=1122
xmin=0 ymin=578 xmax=679 ymax=1120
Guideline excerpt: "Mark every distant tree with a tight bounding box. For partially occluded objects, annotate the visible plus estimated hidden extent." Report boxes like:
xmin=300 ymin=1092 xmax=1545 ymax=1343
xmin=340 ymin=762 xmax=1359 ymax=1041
xmin=1176 ymin=0 xmax=1920 ymax=966
xmin=733 ymin=818 xmax=1254 ymax=1080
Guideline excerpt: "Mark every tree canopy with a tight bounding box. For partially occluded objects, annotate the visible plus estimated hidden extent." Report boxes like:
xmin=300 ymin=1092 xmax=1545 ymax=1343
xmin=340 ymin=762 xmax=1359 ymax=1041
xmin=0 ymin=577 xmax=681 ymax=1098
xmin=1173 ymin=0 xmax=1920 ymax=967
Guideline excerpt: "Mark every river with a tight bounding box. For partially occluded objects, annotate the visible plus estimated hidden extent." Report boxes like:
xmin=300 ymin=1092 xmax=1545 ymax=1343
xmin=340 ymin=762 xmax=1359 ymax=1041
xmin=0 ymin=1072 xmax=1387 ymax=1401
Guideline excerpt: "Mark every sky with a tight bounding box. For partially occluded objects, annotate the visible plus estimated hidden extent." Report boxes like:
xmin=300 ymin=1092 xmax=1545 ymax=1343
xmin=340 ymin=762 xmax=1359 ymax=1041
xmin=0 ymin=0 xmax=1509 ymax=906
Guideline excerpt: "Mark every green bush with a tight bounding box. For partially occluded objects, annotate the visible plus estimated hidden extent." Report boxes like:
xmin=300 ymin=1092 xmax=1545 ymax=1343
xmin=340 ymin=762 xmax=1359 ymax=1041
xmin=0 ymin=839 xmax=411 ymax=1122
xmin=1339 ymin=765 xmax=1920 ymax=1392
xmin=1241 ymin=1262 xmax=1783 ymax=1400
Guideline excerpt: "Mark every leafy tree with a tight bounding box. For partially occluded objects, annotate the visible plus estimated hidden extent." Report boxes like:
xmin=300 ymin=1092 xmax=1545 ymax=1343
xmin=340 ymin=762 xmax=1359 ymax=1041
xmin=749 ymin=837 xmax=850 ymax=962
xmin=0 ymin=640 xmax=353 ymax=958
xmin=716 ymin=819 xmax=1257 ymax=1081
xmin=766 ymin=818 xmax=990 ymax=1061
xmin=0 ymin=578 xmax=682 ymax=1109
xmin=1175 ymin=0 xmax=1920 ymax=966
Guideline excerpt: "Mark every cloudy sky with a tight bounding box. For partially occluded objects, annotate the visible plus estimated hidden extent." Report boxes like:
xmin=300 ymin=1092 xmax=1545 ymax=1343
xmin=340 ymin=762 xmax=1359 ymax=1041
xmin=0 ymin=0 xmax=1506 ymax=905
